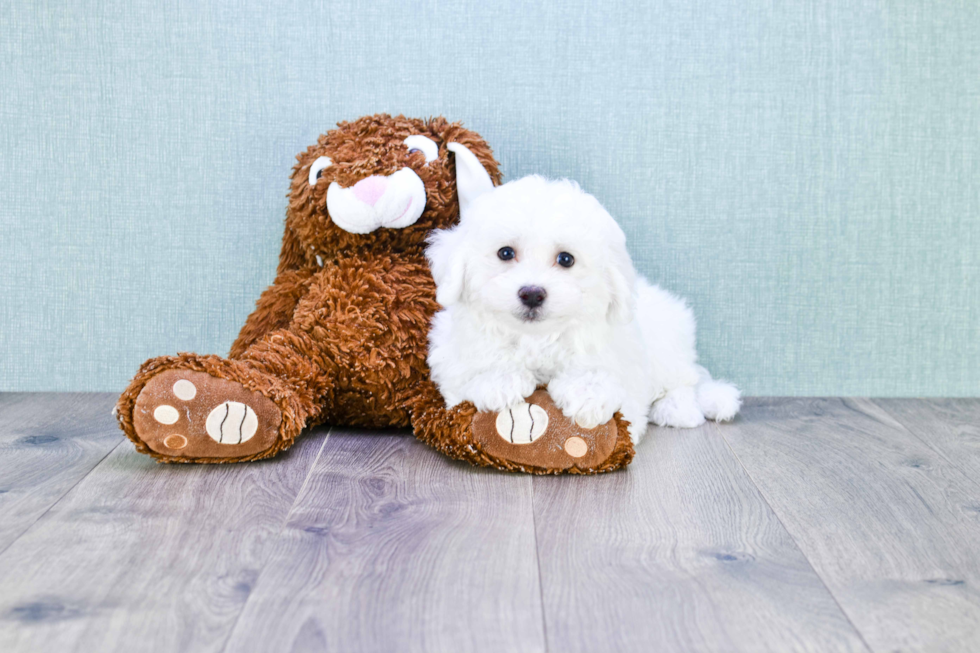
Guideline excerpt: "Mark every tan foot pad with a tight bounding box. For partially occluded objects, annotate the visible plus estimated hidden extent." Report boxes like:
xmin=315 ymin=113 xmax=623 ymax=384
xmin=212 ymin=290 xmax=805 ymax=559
xmin=472 ymin=390 xmax=619 ymax=472
xmin=133 ymin=370 xmax=282 ymax=460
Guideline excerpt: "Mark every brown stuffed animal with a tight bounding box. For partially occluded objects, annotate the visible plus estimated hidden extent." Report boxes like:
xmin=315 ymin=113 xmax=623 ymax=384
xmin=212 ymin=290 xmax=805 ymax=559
xmin=115 ymin=114 xmax=634 ymax=474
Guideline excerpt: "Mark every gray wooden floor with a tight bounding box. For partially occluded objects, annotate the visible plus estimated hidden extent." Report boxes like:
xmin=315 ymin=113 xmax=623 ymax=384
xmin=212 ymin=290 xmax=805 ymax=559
xmin=1 ymin=395 xmax=979 ymax=652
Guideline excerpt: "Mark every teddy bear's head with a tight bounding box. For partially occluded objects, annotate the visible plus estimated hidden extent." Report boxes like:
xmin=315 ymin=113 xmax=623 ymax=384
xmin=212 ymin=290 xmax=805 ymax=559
xmin=279 ymin=114 xmax=500 ymax=271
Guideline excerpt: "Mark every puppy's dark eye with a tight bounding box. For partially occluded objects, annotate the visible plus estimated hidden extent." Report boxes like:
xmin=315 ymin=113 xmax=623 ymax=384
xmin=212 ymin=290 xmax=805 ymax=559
xmin=557 ymin=252 xmax=575 ymax=268
xmin=408 ymin=148 xmax=422 ymax=156
xmin=498 ymin=246 xmax=516 ymax=261
xmin=316 ymin=169 xmax=325 ymax=179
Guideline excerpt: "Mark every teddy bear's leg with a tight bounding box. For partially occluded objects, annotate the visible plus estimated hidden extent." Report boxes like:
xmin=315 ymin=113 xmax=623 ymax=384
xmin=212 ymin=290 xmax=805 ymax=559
xmin=228 ymin=268 xmax=318 ymax=359
xmin=117 ymin=325 xmax=336 ymax=463
xmin=410 ymin=380 xmax=636 ymax=475
xmin=117 ymin=347 xmax=318 ymax=463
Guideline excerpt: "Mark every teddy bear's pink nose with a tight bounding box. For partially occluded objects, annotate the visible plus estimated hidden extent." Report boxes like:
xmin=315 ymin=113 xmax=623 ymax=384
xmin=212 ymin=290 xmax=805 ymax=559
xmin=352 ymin=176 xmax=388 ymax=207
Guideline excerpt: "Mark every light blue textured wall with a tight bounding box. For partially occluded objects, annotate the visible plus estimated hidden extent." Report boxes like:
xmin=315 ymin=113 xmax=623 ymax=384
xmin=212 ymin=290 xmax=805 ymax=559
xmin=1 ymin=0 xmax=978 ymax=395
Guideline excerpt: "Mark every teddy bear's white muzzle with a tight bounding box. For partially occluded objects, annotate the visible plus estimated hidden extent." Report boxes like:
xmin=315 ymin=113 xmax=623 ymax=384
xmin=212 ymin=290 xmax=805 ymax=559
xmin=326 ymin=168 xmax=426 ymax=234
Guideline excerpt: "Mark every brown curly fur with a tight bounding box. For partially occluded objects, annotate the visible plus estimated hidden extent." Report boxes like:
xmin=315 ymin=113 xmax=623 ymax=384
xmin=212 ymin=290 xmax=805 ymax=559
xmin=115 ymin=114 xmax=633 ymax=474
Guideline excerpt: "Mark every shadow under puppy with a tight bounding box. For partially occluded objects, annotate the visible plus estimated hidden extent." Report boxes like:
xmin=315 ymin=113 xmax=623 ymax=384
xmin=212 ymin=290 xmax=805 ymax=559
xmin=426 ymin=175 xmax=741 ymax=445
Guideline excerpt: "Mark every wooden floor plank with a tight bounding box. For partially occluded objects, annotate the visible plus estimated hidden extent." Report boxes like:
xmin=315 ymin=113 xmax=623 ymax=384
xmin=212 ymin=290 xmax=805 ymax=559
xmin=222 ymin=430 xmax=546 ymax=653
xmin=5 ymin=395 xmax=980 ymax=652
xmin=532 ymin=422 xmax=868 ymax=653
xmin=872 ymin=398 xmax=980 ymax=484
xmin=722 ymin=398 xmax=980 ymax=652
xmin=0 ymin=393 xmax=122 ymax=553
xmin=0 ymin=422 xmax=328 ymax=653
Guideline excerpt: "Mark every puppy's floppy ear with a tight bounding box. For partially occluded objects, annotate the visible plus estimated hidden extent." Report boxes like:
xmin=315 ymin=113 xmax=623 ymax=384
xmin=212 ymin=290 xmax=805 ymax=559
xmin=604 ymin=229 xmax=637 ymax=324
xmin=426 ymin=226 xmax=468 ymax=307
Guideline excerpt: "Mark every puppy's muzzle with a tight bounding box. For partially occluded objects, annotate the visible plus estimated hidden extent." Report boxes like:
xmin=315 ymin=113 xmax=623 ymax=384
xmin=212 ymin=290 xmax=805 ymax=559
xmin=518 ymin=286 xmax=547 ymax=309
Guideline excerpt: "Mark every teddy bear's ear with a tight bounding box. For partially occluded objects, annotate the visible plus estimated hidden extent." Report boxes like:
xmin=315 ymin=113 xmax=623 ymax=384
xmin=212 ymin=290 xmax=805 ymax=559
xmin=447 ymin=143 xmax=494 ymax=219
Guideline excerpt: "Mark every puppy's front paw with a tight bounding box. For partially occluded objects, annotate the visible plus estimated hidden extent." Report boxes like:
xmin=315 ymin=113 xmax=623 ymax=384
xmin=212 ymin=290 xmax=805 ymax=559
xmin=462 ymin=371 xmax=536 ymax=413
xmin=549 ymin=371 xmax=622 ymax=429
xmin=650 ymin=386 xmax=706 ymax=428
xmin=697 ymin=380 xmax=741 ymax=422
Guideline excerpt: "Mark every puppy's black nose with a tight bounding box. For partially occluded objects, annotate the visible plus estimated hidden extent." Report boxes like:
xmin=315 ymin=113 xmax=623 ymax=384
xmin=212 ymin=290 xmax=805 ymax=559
xmin=518 ymin=285 xmax=547 ymax=308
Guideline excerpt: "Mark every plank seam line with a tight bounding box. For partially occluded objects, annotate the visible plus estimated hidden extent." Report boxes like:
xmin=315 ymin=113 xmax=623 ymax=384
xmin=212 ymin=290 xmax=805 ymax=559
xmin=866 ymin=398 xmax=980 ymax=496
xmin=529 ymin=476 xmax=550 ymax=653
xmin=716 ymin=419 xmax=875 ymax=653
xmin=0 ymin=436 xmax=126 ymax=560
xmin=218 ymin=427 xmax=333 ymax=653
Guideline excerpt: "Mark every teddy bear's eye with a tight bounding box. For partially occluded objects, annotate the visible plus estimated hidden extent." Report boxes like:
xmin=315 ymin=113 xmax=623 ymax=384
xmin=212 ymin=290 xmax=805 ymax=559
xmin=308 ymin=156 xmax=332 ymax=187
xmin=403 ymin=135 xmax=439 ymax=163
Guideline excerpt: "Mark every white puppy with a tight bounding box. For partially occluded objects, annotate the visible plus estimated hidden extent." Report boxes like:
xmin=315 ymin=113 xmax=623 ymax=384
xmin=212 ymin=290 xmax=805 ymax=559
xmin=425 ymin=175 xmax=740 ymax=444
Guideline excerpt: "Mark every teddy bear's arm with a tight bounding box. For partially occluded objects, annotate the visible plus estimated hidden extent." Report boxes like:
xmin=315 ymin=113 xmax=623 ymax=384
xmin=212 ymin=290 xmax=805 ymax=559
xmin=275 ymin=224 xmax=313 ymax=275
xmin=228 ymin=267 xmax=319 ymax=359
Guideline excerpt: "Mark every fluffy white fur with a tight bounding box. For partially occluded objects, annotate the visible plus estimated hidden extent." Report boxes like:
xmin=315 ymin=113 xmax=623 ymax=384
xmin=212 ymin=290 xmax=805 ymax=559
xmin=426 ymin=175 xmax=740 ymax=444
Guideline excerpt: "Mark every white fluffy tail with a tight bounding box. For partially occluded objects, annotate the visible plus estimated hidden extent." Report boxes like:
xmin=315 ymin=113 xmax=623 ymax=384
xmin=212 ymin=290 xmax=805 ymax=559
xmin=694 ymin=365 xmax=742 ymax=422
